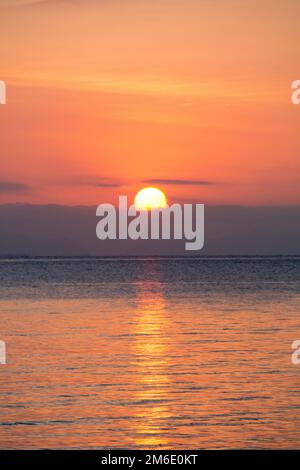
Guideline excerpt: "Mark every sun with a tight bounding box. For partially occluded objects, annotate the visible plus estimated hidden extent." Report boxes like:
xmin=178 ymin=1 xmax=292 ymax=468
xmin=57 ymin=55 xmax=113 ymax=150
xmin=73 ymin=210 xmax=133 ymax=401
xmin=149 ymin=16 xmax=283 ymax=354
xmin=134 ymin=187 xmax=167 ymax=211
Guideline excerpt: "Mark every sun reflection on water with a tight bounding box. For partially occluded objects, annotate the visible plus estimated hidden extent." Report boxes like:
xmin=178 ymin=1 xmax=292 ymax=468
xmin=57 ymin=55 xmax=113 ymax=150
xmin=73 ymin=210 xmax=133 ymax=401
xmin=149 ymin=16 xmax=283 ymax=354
xmin=129 ymin=284 xmax=173 ymax=448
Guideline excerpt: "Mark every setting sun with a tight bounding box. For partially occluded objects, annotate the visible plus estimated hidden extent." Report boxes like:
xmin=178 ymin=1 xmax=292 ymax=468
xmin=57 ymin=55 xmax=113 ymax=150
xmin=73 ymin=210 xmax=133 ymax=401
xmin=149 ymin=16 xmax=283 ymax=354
xmin=134 ymin=187 xmax=167 ymax=211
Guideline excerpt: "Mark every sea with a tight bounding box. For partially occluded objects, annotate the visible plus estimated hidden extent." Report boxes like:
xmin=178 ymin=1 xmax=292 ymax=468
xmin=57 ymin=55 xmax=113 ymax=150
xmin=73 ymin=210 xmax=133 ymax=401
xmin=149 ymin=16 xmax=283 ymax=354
xmin=0 ymin=257 xmax=300 ymax=449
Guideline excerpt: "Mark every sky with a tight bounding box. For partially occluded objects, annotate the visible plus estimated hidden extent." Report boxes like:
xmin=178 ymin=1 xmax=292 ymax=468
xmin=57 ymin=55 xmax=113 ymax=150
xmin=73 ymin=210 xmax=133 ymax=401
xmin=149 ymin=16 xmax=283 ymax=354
xmin=0 ymin=0 xmax=300 ymax=207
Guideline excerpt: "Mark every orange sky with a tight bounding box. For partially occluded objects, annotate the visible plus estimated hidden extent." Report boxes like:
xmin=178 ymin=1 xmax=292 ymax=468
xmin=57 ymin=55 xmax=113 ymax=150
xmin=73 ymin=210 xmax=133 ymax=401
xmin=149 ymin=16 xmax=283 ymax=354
xmin=0 ymin=0 xmax=299 ymax=206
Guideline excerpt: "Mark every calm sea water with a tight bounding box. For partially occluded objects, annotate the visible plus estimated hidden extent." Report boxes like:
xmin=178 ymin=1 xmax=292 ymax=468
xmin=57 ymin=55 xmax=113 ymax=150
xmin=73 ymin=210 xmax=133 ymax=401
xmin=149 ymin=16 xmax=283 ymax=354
xmin=0 ymin=257 xmax=300 ymax=449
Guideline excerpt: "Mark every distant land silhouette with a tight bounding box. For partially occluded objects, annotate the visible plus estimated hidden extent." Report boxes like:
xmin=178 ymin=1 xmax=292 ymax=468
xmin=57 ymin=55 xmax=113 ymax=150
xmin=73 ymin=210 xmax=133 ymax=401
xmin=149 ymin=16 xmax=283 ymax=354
xmin=0 ymin=204 xmax=299 ymax=257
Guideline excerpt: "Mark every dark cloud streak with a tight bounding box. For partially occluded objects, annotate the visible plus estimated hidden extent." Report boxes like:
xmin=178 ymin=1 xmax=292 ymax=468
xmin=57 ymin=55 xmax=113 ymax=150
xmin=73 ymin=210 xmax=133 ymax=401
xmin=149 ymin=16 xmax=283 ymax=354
xmin=72 ymin=178 xmax=124 ymax=188
xmin=143 ymin=179 xmax=215 ymax=186
xmin=0 ymin=181 xmax=30 ymax=193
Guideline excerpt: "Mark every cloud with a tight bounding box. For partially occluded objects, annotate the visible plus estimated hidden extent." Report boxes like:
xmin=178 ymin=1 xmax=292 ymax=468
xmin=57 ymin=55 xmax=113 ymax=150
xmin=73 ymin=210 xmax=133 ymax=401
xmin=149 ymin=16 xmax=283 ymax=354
xmin=72 ymin=177 xmax=124 ymax=188
xmin=0 ymin=181 xmax=30 ymax=193
xmin=94 ymin=182 xmax=123 ymax=188
xmin=143 ymin=179 xmax=215 ymax=186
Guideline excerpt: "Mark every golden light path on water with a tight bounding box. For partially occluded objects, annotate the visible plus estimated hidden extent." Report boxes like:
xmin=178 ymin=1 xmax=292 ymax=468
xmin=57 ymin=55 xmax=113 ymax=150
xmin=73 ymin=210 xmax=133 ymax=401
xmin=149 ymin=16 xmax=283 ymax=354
xmin=129 ymin=286 xmax=172 ymax=448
